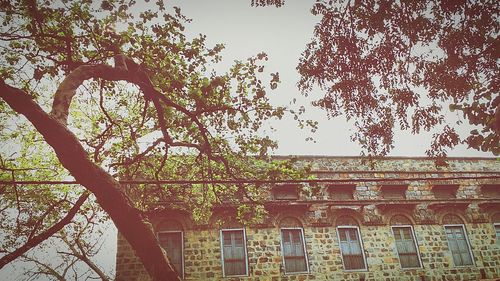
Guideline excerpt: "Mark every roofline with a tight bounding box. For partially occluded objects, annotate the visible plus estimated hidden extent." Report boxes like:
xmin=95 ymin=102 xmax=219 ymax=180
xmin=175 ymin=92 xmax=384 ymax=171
xmin=270 ymin=155 xmax=499 ymax=161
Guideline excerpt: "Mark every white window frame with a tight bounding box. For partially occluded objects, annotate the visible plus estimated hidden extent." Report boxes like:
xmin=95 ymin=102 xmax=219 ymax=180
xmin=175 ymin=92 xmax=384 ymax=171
xmin=157 ymin=230 xmax=184 ymax=279
xmin=494 ymin=223 xmax=500 ymax=246
xmin=443 ymin=224 xmax=475 ymax=267
xmin=279 ymin=227 xmax=310 ymax=275
xmin=390 ymin=225 xmax=423 ymax=269
xmin=336 ymin=226 xmax=368 ymax=271
xmin=220 ymin=228 xmax=249 ymax=277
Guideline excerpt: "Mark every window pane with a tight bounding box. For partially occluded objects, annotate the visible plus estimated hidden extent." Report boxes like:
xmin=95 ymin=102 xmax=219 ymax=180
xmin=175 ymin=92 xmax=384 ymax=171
xmin=158 ymin=232 xmax=183 ymax=277
xmin=338 ymin=228 xmax=365 ymax=270
xmin=338 ymin=228 xmax=347 ymax=241
xmin=221 ymin=230 xmax=247 ymax=276
xmin=392 ymin=227 xmax=420 ymax=268
xmin=340 ymin=241 xmax=350 ymax=254
xmin=281 ymin=229 xmax=307 ymax=273
xmin=349 ymin=238 xmax=362 ymax=254
xmin=343 ymin=255 xmax=365 ymax=270
xmin=348 ymin=229 xmax=358 ymax=241
xmin=402 ymin=228 xmax=412 ymax=239
xmin=445 ymin=226 xmax=473 ymax=266
xmin=282 ymin=229 xmax=291 ymax=243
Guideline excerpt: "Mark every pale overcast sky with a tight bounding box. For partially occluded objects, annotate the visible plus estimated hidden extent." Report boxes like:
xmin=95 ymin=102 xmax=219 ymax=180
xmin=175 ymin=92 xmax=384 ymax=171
xmin=167 ymin=0 xmax=494 ymax=158
xmin=1 ymin=2 xmax=495 ymax=281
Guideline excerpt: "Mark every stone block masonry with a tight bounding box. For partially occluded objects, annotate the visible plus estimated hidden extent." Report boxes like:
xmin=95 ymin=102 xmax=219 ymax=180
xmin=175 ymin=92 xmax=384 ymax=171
xmin=115 ymin=156 xmax=500 ymax=281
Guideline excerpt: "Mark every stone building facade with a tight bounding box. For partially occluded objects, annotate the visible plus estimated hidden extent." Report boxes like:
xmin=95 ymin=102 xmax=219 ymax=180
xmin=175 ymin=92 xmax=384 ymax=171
xmin=115 ymin=156 xmax=500 ymax=281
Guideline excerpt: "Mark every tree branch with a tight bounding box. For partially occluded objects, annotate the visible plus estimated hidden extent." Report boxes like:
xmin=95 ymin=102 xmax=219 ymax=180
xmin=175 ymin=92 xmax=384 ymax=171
xmin=59 ymin=231 xmax=111 ymax=281
xmin=0 ymin=191 xmax=89 ymax=269
xmin=0 ymin=78 xmax=180 ymax=280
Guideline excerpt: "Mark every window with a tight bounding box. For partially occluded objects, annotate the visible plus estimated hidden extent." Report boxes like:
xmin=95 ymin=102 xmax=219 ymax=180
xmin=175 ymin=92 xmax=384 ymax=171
xmin=432 ymin=184 xmax=458 ymax=199
xmin=158 ymin=231 xmax=184 ymax=277
xmin=493 ymin=213 xmax=500 ymax=246
xmin=329 ymin=184 xmax=355 ymax=200
xmin=390 ymin=215 xmax=422 ymax=269
xmin=280 ymin=228 xmax=308 ymax=273
xmin=381 ymin=185 xmax=407 ymax=199
xmin=220 ymin=229 xmax=248 ymax=277
xmin=443 ymin=214 xmax=474 ymax=267
xmin=157 ymin=220 xmax=184 ymax=278
xmin=336 ymin=217 xmax=367 ymax=271
xmin=495 ymin=224 xmax=500 ymax=246
xmin=273 ymin=185 xmax=299 ymax=200
xmin=279 ymin=217 xmax=308 ymax=274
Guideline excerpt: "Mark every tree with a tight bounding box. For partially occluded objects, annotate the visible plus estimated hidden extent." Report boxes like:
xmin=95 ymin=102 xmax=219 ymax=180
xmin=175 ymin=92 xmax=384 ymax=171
xmin=0 ymin=184 xmax=112 ymax=280
xmin=0 ymin=0 xmax=303 ymax=279
xmin=302 ymin=0 xmax=500 ymax=159
xmin=255 ymin=0 xmax=499 ymax=159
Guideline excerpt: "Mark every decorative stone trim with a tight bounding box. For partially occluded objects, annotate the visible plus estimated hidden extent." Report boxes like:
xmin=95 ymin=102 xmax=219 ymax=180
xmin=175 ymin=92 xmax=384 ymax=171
xmin=361 ymin=204 xmax=384 ymax=226
xmin=413 ymin=203 xmax=437 ymax=224
xmin=466 ymin=203 xmax=489 ymax=223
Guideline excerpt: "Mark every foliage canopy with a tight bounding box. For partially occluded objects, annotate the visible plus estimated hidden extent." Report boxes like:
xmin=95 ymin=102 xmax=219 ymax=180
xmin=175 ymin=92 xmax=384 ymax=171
xmin=0 ymin=0 xmax=308 ymax=279
xmin=296 ymin=0 xmax=499 ymax=159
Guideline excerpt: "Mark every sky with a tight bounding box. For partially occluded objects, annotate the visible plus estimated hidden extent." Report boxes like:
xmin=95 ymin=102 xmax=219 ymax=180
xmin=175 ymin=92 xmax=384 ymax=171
xmin=1 ymin=1 xmax=495 ymax=280
xmin=167 ymin=0 xmax=494 ymax=158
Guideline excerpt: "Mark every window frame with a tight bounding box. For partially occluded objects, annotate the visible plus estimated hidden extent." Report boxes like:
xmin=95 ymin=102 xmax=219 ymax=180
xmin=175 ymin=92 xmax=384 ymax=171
xmin=279 ymin=227 xmax=310 ymax=275
xmin=390 ymin=225 xmax=423 ymax=269
xmin=494 ymin=223 xmax=500 ymax=246
xmin=443 ymin=224 xmax=475 ymax=267
xmin=336 ymin=225 xmax=368 ymax=271
xmin=219 ymin=228 xmax=249 ymax=277
xmin=157 ymin=230 xmax=185 ymax=279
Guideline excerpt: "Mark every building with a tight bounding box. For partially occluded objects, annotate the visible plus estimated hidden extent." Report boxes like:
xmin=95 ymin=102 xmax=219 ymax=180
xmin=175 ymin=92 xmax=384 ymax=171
xmin=115 ymin=156 xmax=500 ymax=281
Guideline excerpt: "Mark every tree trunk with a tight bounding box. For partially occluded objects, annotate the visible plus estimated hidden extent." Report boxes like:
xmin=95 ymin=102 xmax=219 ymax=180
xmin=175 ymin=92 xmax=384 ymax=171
xmin=0 ymin=80 xmax=180 ymax=281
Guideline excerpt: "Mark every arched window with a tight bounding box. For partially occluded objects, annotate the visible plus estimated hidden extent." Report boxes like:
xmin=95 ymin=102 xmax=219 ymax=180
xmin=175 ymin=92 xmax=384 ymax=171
xmin=442 ymin=214 xmax=474 ymax=267
xmin=390 ymin=215 xmax=422 ymax=269
xmin=157 ymin=220 xmax=184 ymax=278
xmin=279 ymin=217 xmax=309 ymax=274
xmin=336 ymin=216 xmax=367 ymax=271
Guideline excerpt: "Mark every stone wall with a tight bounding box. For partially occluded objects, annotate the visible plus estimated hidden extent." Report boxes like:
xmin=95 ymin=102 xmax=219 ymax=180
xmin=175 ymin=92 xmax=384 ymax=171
xmin=115 ymin=157 xmax=500 ymax=281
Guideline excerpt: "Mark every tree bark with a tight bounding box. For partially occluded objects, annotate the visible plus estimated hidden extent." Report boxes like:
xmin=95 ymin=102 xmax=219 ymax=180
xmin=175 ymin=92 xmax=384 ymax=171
xmin=0 ymin=79 xmax=180 ymax=281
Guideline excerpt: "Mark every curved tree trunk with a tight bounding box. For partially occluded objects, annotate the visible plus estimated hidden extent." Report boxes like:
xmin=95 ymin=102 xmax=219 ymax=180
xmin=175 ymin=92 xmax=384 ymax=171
xmin=0 ymin=79 xmax=180 ymax=281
